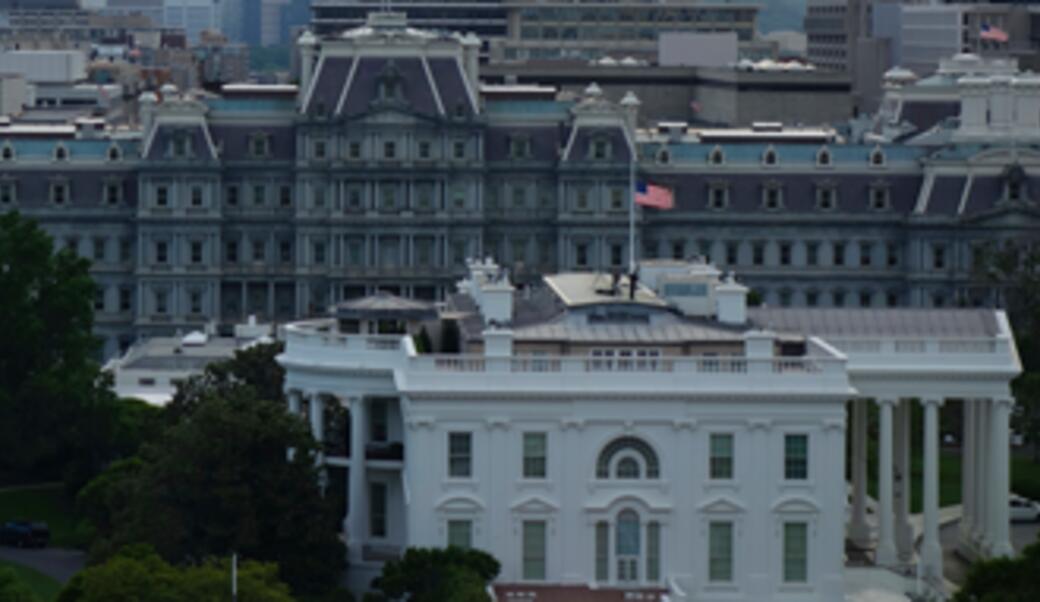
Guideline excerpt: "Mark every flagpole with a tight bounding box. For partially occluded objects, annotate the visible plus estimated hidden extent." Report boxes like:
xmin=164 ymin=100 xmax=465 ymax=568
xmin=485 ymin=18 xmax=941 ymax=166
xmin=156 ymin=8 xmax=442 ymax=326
xmin=628 ymin=143 xmax=636 ymax=274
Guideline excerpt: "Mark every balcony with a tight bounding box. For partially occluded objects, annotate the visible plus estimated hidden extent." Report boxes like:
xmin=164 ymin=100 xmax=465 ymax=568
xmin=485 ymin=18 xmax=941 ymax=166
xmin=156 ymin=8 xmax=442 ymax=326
xmin=366 ymin=441 xmax=404 ymax=461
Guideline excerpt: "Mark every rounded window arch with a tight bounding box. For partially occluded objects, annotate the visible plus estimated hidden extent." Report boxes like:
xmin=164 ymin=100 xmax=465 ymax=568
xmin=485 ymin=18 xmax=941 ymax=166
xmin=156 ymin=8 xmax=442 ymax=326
xmin=762 ymin=146 xmax=777 ymax=166
xmin=656 ymin=147 xmax=670 ymax=165
xmin=708 ymin=146 xmax=724 ymax=165
xmin=107 ymin=145 xmax=121 ymax=162
xmin=54 ymin=144 xmax=68 ymax=161
xmin=816 ymin=147 xmax=831 ymax=166
xmin=616 ymin=456 xmax=640 ymax=479
xmin=869 ymin=147 xmax=885 ymax=167
xmin=596 ymin=436 xmax=660 ymax=479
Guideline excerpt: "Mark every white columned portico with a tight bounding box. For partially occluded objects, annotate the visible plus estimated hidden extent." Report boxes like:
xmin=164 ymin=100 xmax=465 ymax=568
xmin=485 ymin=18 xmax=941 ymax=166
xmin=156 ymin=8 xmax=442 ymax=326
xmin=849 ymin=400 xmax=871 ymax=547
xmin=309 ymin=393 xmax=326 ymax=451
xmin=988 ymin=398 xmax=1014 ymax=558
xmin=287 ymin=390 xmax=303 ymax=460
xmin=876 ymin=398 xmax=897 ymax=566
xmin=348 ymin=396 xmax=369 ymax=563
xmin=894 ymin=401 xmax=913 ymax=563
xmin=920 ymin=398 xmax=943 ymax=581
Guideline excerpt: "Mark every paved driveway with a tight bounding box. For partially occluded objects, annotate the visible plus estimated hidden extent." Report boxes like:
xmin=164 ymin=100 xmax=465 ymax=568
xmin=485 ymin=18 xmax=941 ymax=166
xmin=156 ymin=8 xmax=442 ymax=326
xmin=0 ymin=546 xmax=85 ymax=583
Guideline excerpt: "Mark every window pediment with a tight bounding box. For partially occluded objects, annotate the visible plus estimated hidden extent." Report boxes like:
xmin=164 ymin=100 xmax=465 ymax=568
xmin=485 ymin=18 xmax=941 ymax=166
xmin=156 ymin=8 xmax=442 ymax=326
xmin=510 ymin=494 xmax=559 ymax=514
xmin=696 ymin=495 xmax=747 ymax=514
xmin=771 ymin=494 xmax=821 ymax=514
xmin=435 ymin=494 xmax=486 ymax=513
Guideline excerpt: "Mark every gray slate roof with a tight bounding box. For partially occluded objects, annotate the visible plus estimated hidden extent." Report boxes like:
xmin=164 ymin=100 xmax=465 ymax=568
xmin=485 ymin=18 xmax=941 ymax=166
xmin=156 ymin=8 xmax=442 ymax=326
xmin=749 ymin=308 xmax=999 ymax=338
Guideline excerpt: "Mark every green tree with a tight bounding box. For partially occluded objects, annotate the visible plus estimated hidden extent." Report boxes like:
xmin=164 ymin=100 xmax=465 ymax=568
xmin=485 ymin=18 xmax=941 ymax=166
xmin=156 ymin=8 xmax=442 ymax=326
xmin=0 ymin=566 xmax=42 ymax=602
xmin=953 ymin=538 xmax=1040 ymax=602
xmin=372 ymin=547 xmax=500 ymax=602
xmin=81 ymin=384 xmax=344 ymax=595
xmin=58 ymin=544 xmax=294 ymax=602
xmin=165 ymin=342 xmax=285 ymax=424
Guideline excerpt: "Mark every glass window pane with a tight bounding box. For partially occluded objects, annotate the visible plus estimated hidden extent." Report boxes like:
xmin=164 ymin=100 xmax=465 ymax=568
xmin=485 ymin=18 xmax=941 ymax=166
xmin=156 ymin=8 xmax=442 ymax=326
xmin=522 ymin=521 xmax=547 ymax=580
xmin=709 ymin=521 xmax=733 ymax=582
xmin=783 ymin=522 xmax=808 ymax=583
xmin=784 ymin=434 xmax=808 ymax=480
xmin=449 ymin=432 xmax=472 ymax=477
xmin=710 ymin=433 xmax=734 ymax=479
xmin=523 ymin=432 xmax=547 ymax=478
xmin=447 ymin=520 xmax=472 ymax=549
xmin=595 ymin=521 xmax=608 ymax=581
xmin=616 ymin=510 xmax=640 ymax=556
xmin=646 ymin=521 xmax=660 ymax=582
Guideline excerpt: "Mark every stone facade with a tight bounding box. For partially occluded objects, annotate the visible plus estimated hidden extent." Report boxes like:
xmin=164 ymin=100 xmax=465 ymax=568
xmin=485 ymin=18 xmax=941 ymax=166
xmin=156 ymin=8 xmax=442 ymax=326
xmin=1 ymin=15 xmax=1039 ymax=359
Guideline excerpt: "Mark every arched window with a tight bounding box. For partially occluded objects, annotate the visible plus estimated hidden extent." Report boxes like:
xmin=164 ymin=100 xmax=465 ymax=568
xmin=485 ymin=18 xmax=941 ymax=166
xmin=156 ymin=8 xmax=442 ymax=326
xmin=870 ymin=147 xmax=885 ymax=166
xmin=708 ymin=147 xmax=724 ymax=165
xmin=616 ymin=510 xmax=640 ymax=582
xmin=596 ymin=436 xmax=659 ymax=479
xmin=762 ymin=147 xmax=777 ymax=166
xmin=1 ymin=144 xmax=12 ymax=161
xmin=54 ymin=145 xmax=68 ymax=161
xmin=616 ymin=457 xmax=640 ymax=479
xmin=656 ymin=147 xmax=670 ymax=165
xmin=107 ymin=146 xmax=120 ymax=162
xmin=816 ymin=147 xmax=831 ymax=166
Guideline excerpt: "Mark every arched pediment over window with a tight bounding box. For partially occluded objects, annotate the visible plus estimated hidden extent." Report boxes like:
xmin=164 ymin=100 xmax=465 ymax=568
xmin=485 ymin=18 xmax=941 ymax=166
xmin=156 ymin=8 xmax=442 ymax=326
xmin=596 ymin=436 xmax=660 ymax=479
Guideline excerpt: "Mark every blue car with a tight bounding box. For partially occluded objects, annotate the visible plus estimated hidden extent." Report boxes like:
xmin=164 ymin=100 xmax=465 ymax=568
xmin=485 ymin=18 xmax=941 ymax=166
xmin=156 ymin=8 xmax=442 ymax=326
xmin=0 ymin=520 xmax=50 ymax=548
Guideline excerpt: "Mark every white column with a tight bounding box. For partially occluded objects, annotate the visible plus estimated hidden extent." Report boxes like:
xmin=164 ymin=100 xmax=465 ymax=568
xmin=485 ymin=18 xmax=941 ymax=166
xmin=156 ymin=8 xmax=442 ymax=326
xmin=309 ymin=394 xmax=325 ymax=446
xmin=960 ymin=401 xmax=975 ymax=549
xmin=876 ymin=398 xmax=897 ymax=566
xmin=973 ymin=401 xmax=989 ymax=553
xmin=849 ymin=401 xmax=871 ymax=546
xmin=920 ymin=398 xmax=943 ymax=581
xmin=286 ymin=391 xmax=302 ymax=460
xmin=894 ymin=401 xmax=913 ymax=563
xmin=347 ymin=396 xmax=369 ymax=563
xmin=988 ymin=398 xmax=1014 ymax=558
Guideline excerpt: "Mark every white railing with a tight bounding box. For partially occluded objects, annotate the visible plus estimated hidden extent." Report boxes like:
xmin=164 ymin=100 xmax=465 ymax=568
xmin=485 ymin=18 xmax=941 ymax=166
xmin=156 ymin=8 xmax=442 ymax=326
xmin=414 ymin=354 xmax=838 ymax=377
xmin=829 ymin=337 xmax=1004 ymax=356
xmin=282 ymin=321 xmax=404 ymax=358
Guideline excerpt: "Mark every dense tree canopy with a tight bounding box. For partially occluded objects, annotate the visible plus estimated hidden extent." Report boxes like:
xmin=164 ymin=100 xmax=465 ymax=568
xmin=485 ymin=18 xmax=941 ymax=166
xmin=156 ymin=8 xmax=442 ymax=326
xmin=0 ymin=212 xmax=157 ymax=490
xmin=953 ymin=539 xmax=1040 ymax=602
xmin=79 ymin=344 xmax=345 ymax=595
xmin=0 ymin=567 xmax=42 ymax=602
xmin=57 ymin=544 xmax=294 ymax=602
xmin=370 ymin=547 xmax=500 ymax=602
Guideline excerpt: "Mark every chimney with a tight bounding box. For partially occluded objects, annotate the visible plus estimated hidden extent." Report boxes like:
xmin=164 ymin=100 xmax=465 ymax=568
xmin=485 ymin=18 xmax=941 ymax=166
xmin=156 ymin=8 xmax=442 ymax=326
xmin=715 ymin=276 xmax=748 ymax=325
xmin=743 ymin=330 xmax=775 ymax=358
xmin=620 ymin=90 xmax=641 ymax=132
xmin=483 ymin=327 xmax=513 ymax=357
xmin=298 ymin=30 xmax=318 ymax=96
xmin=989 ymin=75 xmax=1014 ymax=130
xmin=957 ymin=76 xmax=990 ymax=134
xmin=481 ymin=277 xmax=514 ymax=326
xmin=1012 ymin=75 xmax=1040 ymax=132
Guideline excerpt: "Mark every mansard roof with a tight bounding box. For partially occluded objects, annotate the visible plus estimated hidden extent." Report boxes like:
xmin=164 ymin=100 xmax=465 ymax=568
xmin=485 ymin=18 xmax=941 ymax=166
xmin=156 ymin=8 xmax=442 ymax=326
xmin=562 ymin=124 xmax=632 ymax=163
xmin=0 ymin=138 xmax=137 ymax=160
xmin=143 ymin=123 xmax=217 ymax=161
xmin=898 ymin=100 xmax=960 ymax=132
xmin=641 ymin=142 xmax=925 ymax=165
xmin=208 ymin=124 xmax=296 ymax=161
xmin=485 ymin=125 xmax=562 ymax=162
xmin=302 ymin=55 xmax=477 ymax=119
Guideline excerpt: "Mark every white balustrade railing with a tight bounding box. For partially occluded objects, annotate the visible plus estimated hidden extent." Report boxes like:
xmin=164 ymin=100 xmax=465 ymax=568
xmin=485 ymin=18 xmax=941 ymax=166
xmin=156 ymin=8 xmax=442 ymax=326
xmin=415 ymin=354 xmax=838 ymax=377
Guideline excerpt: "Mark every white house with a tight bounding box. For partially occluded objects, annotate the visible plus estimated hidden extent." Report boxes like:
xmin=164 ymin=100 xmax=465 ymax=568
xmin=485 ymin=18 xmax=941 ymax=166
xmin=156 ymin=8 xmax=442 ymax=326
xmin=276 ymin=258 xmax=1021 ymax=601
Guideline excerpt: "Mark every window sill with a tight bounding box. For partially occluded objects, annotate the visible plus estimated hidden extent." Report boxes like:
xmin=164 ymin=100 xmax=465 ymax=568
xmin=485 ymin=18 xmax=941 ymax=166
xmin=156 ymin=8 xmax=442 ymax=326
xmin=702 ymin=583 xmax=739 ymax=593
xmin=515 ymin=478 xmax=552 ymax=490
xmin=704 ymin=479 xmax=739 ymax=490
xmin=779 ymin=479 xmax=814 ymax=490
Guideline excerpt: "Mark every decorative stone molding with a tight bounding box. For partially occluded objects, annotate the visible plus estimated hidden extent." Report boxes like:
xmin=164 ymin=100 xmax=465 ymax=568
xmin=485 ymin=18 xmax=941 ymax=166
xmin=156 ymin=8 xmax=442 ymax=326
xmin=485 ymin=416 xmax=511 ymax=430
xmin=406 ymin=416 xmax=435 ymax=430
xmin=746 ymin=418 xmax=772 ymax=431
xmin=560 ymin=417 xmax=586 ymax=431
xmin=671 ymin=419 xmax=697 ymax=431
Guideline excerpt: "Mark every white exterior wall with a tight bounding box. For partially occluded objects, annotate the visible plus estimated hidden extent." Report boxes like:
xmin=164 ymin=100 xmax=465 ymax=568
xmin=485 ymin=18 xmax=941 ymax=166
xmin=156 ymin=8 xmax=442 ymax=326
xmin=403 ymin=396 xmax=847 ymax=599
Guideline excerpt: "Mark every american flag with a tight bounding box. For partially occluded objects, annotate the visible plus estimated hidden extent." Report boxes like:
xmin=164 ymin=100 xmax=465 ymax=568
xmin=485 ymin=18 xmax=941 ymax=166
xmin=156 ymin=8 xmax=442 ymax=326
xmin=980 ymin=23 xmax=1009 ymax=43
xmin=635 ymin=181 xmax=674 ymax=210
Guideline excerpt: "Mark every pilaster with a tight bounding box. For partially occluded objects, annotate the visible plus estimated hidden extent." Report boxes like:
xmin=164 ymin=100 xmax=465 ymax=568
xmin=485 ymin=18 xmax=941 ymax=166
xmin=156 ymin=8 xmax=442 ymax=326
xmin=875 ymin=398 xmax=897 ymax=566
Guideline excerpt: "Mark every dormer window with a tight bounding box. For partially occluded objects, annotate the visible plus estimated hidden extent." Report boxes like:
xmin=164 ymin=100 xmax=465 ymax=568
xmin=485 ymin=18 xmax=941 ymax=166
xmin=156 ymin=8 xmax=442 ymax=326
xmin=870 ymin=147 xmax=885 ymax=167
xmin=657 ymin=147 xmax=670 ymax=165
xmin=762 ymin=147 xmax=777 ymax=166
xmin=107 ymin=145 xmax=121 ymax=162
xmin=170 ymin=134 xmax=189 ymax=159
xmin=590 ymin=137 xmax=611 ymax=161
xmin=54 ymin=145 xmax=68 ymax=162
xmin=816 ymin=147 xmax=831 ymax=167
xmin=816 ymin=184 xmax=838 ymax=211
xmin=376 ymin=61 xmax=404 ymax=103
xmin=2 ymin=144 xmax=14 ymax=161
xmin=509 ymin=136 xmax=532 ymax=160
xmin=708 ymin=183 xmax=728 ymax=210
xmin=708 ymin=147 xmax=724 ymax=165
xmin=250 ymin=133 xmax=271 ymax=159
xmin=762 ymin=183 xmax=783 ymax=210
xmin=870 ymin=185 xmax=890 ymax=211
xmin=1008 ymin=180 xmax=1022 ymax=201
xmin=454 ymin=102 xmax=466 ymax=119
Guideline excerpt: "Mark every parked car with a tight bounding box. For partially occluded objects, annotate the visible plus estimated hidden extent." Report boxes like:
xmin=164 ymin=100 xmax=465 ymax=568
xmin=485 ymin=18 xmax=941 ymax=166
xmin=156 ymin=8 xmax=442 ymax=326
xmin=1010 ymin=494 xmax=1040 ymax=523
xmin=0 ymin=520 xmax=50 ymax=548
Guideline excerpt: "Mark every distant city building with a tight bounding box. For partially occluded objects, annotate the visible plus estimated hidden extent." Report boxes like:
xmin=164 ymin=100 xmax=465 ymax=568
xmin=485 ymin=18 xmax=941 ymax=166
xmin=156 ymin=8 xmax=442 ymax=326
xmin=95 ymin=0 xmax=220 ymax=43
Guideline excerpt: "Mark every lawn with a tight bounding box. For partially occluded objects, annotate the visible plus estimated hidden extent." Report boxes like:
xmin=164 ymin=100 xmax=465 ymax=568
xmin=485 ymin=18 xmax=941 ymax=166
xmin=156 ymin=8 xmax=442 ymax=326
xmin=0 ymin=558 xmax=62 ymax=601
xmin=0 ymin=484 xmax=80 ymax=548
